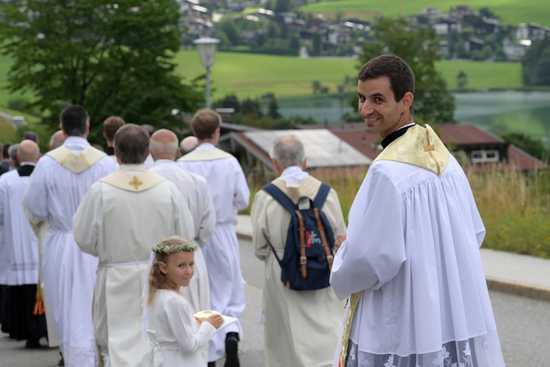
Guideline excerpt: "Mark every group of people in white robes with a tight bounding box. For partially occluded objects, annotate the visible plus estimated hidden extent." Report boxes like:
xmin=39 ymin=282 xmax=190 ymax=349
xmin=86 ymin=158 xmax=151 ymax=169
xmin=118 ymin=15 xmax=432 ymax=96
xmin=0 ymin=140 xmax=47 ymax=348
xmin=0 ymin=53 xmax=506 ymax=367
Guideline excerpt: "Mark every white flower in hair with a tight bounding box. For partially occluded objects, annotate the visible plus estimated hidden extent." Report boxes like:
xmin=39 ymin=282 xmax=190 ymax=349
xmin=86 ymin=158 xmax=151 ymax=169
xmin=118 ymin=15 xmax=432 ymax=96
xmin=151 ymin=242 xmax=197 ymax=254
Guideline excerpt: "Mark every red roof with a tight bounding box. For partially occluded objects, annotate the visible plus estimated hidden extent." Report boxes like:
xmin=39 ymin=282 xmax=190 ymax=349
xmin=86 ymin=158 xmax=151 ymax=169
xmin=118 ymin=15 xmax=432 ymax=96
xmin=296 ymin=123 xmax=548 ymax=171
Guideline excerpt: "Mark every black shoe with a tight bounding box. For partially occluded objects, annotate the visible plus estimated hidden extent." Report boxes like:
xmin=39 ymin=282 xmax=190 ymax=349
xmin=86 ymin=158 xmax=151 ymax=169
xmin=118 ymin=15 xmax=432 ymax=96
xmin=58 ymin=352 xmax=64 ymax=366
xmin=208 ymin=363 xmax=216 ymax=367
xmin=25 ymin=339 xmax=41 ymax=349
xmin=224 ymin=332 xmax=240 ymax=367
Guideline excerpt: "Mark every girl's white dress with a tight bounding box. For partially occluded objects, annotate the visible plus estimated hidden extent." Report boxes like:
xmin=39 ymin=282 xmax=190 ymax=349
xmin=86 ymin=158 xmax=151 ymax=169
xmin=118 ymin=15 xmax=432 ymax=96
xmin=142 ymin=290 xmax=217 ymax=367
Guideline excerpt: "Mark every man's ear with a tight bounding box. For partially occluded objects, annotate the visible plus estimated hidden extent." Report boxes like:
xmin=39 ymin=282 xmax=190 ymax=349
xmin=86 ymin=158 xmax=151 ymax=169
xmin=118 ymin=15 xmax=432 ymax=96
xmin=401 ymin=92 xmax=414 ymax=111
xmin=159 ymin=262 xmax=168 ymax=275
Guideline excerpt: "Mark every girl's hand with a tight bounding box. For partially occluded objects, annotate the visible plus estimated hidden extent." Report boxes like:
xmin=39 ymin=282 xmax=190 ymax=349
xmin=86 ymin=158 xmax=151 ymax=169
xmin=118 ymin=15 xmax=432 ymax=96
xmin=204 ymin=314 xmax=224 ymax=329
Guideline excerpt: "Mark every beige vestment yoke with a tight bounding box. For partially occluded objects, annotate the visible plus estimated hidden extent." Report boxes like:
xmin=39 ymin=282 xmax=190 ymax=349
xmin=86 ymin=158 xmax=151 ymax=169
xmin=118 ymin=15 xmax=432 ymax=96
xmin=252 ymin=175 xmax=347 ymax=367
xmin=73 ymin=165 xmax=195 ymax=367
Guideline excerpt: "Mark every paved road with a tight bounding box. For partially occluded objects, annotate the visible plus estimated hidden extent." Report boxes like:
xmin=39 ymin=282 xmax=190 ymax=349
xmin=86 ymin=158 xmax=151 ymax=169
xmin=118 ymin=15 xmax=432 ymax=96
xmin=1 ymin=238 xmax=550 ymax=366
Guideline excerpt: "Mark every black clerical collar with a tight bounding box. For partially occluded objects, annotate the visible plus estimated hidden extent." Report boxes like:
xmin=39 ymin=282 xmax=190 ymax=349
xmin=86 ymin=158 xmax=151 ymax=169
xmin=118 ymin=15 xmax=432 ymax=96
xmin=106 ymin=147 xmax=115 ymax=156
xmin=17 ymin=165 xmax=35 ymax=177
xmin=381 ymin=124 xmax=416 ymax=149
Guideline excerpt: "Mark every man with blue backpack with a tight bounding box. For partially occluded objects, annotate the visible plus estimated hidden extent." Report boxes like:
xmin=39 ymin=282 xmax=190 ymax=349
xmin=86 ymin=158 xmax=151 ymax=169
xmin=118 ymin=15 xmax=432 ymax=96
xmin=251 ymin=135 xmax=346 ymax=367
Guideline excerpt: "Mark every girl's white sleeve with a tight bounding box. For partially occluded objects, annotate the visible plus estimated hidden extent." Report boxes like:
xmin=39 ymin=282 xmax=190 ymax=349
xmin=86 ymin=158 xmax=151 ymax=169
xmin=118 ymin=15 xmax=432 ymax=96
xmin=165 ymin=296 xmax=217 ymax=354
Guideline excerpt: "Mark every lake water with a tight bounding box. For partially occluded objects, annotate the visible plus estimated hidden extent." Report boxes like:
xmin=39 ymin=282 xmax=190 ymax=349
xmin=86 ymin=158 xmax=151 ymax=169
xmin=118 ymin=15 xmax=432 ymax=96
xmin=272 ymin=91 xmax=550 ymax=146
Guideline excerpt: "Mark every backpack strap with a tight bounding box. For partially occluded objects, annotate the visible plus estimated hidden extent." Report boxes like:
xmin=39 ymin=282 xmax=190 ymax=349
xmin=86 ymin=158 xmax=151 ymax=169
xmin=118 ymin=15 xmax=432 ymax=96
xmin=261 ymin=183 xmax=297 ymax=213
xmin=294 ymin=210 xmax=308 ymax=279
xmin=314 ymin=208 xmax=333 ymax=271
xmin=313 ymin=183 xmax=331 ymax=209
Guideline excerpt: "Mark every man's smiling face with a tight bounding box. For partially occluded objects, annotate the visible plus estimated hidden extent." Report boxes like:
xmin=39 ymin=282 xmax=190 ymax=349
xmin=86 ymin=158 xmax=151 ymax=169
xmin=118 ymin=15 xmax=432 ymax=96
xmin=357 ymin=76 xmax=411 ymax=139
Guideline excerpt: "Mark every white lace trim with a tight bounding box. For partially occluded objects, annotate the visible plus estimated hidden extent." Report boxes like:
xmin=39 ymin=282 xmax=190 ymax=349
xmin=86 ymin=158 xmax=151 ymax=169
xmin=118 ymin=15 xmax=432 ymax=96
xmin=345 ymin=330 xmax=505 ymax=367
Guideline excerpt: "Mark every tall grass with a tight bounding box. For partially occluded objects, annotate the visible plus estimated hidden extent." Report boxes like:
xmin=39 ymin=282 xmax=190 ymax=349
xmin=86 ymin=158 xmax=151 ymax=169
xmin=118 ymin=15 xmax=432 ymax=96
xmin=243 ymin=166 xmax=550 ymax=259
xmin=467 ymin=167 xmax=550 ymax=258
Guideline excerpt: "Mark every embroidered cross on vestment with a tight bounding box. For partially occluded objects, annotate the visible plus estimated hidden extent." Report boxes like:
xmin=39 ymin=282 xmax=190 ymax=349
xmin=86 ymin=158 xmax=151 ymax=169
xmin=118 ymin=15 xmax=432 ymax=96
xmin=129 ymin=176 xmax=143 ymax=190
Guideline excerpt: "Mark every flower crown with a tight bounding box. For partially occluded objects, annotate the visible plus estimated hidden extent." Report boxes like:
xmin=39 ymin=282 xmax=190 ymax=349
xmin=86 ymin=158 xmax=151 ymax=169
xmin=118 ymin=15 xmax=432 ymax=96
xmin=151 ymin=242 xmax=197 ymax=254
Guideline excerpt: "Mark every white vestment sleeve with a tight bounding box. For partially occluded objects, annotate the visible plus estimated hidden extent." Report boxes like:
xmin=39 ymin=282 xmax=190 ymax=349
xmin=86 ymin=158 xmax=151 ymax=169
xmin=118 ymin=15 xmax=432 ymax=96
xmin=231 ymin=160 xmax=250 ymax=212
xmin=196 ymin=183 xmax=216 ymax=248
xmin=330 ymin=165 xmax=406 ymax=301
xmin=24 ymin=164 xmax=49 ymax=221
xmin=165 ymin=296 xmax=216 ymax=354
xmin=0 ymin=177 xmax=5 ymax=225
xmin=171 ymin=185 xmax=196 ymax=243
xmin=73 ymin=182 xmax=103 ymax=257
xmin=251 ymin=190 xmax=271 ymax=261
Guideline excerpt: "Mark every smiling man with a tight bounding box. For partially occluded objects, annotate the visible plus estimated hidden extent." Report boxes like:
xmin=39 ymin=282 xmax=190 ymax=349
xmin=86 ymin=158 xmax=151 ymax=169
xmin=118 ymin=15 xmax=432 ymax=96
xmin=330 ymin=55 xmax=505 ymax=367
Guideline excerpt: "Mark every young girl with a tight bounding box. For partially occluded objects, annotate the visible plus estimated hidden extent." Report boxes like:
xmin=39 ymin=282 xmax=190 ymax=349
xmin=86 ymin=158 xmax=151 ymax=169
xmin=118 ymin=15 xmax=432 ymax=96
xmin=142 ymin=236 xmax=223 ymax=367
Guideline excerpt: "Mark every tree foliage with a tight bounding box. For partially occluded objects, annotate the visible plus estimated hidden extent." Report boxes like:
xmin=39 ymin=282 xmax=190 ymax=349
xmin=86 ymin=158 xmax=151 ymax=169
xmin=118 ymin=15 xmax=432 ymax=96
xmin=500 ymin=132 xmax=549 ymax=161
xmin=456 ymin=71 xmax=468 ymax=89
xmin=522 ymin=37 xmax=550 ymax=86
xmin=358 ymin=18 xmax=455 ymax=123
xmin=0 ymin=0 xmax=204 ymax=137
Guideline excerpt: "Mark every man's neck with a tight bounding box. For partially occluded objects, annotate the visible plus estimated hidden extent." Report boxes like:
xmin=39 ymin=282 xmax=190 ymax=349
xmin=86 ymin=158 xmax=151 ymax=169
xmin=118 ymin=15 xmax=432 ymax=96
xmin=199 ymin=139 xmax=217 ymax=146
xmin=153 ymin=155 xmax=175 ymax=162
xmin=380 ymin=113 xmax=414 ymax=139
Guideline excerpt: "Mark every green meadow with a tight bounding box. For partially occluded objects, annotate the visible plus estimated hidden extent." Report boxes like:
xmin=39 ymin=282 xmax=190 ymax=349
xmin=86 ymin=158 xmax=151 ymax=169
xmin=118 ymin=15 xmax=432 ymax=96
xmin=297 ymin=0 xmax=550 ymax=27
xmin=0 ymin=51 xmax=526 ymax=106
xmin=176 ymin=51 xmax=523 ymax=98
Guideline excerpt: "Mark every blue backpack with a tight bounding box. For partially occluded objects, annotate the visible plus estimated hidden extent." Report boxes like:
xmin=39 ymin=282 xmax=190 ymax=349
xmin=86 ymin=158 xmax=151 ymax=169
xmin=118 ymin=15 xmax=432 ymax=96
xmin=262 ymin=182 xmax=335 ymax=291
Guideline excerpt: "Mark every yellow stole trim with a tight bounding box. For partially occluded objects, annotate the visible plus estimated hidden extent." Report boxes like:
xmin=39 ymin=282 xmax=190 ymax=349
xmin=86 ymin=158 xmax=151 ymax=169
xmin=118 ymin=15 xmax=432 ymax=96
xmin=99 ymin=170 xmax=166 ymax=192
xmin=372 ymin=124 xmax=450 ymax=175
xmin=340 ymin=292 xmax=362 ymax=366
xmin=46 ymin=146 xmax=106 ymax=174
xmin=177 ymin=147 xmax=232 ymax=162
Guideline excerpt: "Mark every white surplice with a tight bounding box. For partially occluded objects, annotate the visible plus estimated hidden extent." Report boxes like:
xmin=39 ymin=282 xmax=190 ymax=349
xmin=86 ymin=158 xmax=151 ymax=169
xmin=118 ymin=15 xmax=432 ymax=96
xmin=24 ymin=137 xmax=118 ymax=367
xmin=142 ymin=290 xmax=217 ymax=367
xmin=252 ymin=167 xmax=347 ymax=367
xmin=150 ymin=159 xmax=216 ymax=313
xmin=0 ymin=165 xmax=39 ymax=286
xmin=73 ymin=164 xmax=195 ymax=367
xmin=177 ymin=143 xmax=250 ymax=362
xmin=330 ymin=155 xmax=505 ymax=367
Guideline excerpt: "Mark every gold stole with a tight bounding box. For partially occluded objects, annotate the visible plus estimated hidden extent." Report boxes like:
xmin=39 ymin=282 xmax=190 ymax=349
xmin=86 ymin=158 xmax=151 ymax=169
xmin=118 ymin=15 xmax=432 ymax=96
xmin=99 ymin=170 xmax=166 ymax=192
xmin=339 ymin=124 xmax=450 ymax=366
xmin=177 ymin=147 xmax=232 ymax=162
xmin=46 ymin=145 xmax=106 ymax=174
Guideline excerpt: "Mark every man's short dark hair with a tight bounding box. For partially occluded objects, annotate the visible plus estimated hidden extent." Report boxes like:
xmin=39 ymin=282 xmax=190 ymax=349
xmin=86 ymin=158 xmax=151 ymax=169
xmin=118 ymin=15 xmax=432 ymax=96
xmin=22 ymin=131 xmax=39 ymax=143
xmin=113 ymin=124 xmax=150 ymax=164
xmin=191 ymin=109 xmax=221 ymax=140
xmin=2 ymin=143 xmax=11 ymax=159
xmin=103 ymin=116 xmax=126 ymax=141
xmin=60 ymin=105 xmax=89 ymax=136
xmin=358 ymin=54 xmax=415 ymax=113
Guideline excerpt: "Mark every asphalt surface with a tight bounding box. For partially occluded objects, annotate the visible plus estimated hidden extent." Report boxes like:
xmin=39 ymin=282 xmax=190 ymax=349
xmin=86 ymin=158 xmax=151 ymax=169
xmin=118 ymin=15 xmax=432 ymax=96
xmin=1 ymin=238 xmax=549 ymax=366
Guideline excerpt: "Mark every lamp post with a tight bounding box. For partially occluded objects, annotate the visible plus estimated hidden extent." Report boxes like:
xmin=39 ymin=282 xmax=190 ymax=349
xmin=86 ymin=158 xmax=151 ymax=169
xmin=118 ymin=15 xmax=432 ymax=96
xmin=193 ymin=37 xmax=220 ymax=109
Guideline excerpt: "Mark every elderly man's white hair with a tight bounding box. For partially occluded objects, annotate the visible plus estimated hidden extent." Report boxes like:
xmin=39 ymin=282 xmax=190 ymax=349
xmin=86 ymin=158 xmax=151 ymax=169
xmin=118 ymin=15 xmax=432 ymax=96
xmin=149 ymin=129 xmax=179 ymax=155
xmin=270 ymin=135 xmax=305 ymax=170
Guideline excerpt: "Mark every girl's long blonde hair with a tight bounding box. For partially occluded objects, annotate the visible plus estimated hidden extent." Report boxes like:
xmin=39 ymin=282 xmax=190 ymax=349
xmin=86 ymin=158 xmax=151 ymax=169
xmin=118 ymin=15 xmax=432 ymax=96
xmin=144 ymin=236 xmax=194 ymax=306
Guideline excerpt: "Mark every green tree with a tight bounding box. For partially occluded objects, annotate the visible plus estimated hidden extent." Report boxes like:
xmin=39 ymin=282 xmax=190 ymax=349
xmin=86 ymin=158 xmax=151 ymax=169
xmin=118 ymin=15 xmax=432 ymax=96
xmin=0 ymin=0 xmax=203 ymax=134
xmin=311 ymin=80 xmax=321 ymax=94
xmin=219 ymin=18 xmax=240 ymax=47
xmin=456 ymin=71 xmax=468 ymax=89
xmin=274 ymin=0 xmax=292 ymax=13
xmin=268 ymin=95 xmax=281 ymax=119
xmin=312 ymin=33 xmax=322 ymax=56
xmin=358 ymin=17 xmax=455 ymax=122
xmin=500 ymin=132 xmax=549 ymax=161
xmin=522 ymin=37 xmax=550 ymax=86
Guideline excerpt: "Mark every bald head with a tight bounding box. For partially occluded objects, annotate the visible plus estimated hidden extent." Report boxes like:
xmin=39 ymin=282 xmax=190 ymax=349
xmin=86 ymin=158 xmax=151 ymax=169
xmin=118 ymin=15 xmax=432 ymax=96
xmin=49 ymin=130 xmax=66 ymax=150
xmin=150 ymin=129 xmax=179 ymax=161
xmin=180 ymin=136 xmax=199 ymax=156
xmin=17 ymin=140 xmax=40 ymax=164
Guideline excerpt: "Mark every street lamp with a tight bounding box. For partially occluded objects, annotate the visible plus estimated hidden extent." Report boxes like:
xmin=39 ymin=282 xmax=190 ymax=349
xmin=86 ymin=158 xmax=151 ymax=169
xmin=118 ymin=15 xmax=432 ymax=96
xmin=193 ymin=37 xmax=220 ymax=109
